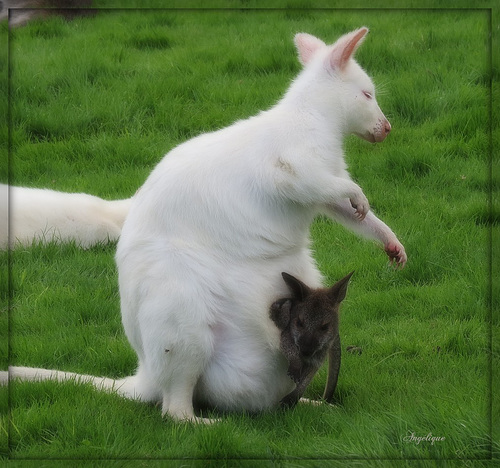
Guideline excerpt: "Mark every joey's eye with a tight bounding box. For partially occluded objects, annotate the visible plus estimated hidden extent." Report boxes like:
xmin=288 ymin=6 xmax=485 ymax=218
xmin=362 ymin=91 xmax=373 ymax=99
xmin=320 ymin=323 xmax=329 ymax=332
xmin=296 ymin=317 xmax=304 ymax=328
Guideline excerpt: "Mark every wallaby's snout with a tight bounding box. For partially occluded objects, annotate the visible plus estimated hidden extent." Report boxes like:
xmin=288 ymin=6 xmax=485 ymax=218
xmin=297 ymin=335 xmax=320 ymax=358
xmin=355 ymin=112 xmax=392 ymax=143
xmin=382 ymin=118 xmax=391 ymax=138
xmin=377 ymin=117 xmax=391 ymax=142
xmin=372 ymin=115 xmax=391 ymax=143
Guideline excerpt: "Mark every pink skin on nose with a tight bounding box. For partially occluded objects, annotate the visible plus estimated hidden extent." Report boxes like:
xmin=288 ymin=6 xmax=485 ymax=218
xmin=355 ymin=118 xmax=391 ymax=143
xmin=374 ymin=118 xmax=391 ymax=143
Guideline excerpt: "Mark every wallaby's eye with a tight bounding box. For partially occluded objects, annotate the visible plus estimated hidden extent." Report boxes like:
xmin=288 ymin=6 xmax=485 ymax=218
xmin=296 ymin=317 xmax=304 ymax=328
xmin=362 ymin=91 xmax=373 ymax=99
xmin=320 ymin=323 xmax=329 ymax=332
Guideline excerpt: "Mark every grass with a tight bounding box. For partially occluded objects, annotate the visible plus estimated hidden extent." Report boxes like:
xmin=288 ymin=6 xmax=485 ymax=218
xmin=1 ymin=6 xmax=498 ymax=465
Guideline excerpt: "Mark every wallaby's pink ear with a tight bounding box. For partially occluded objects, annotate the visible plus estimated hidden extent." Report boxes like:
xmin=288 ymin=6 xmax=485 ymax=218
xmin=281 ymin=272 xmax=312 ymax=300
xmin=294 ymin=33 xmax=326 ymax=66
xmin=329 ymin=27 xmax=369 ymax=70
xmin=328 ymin=271 xmax=354 ymax=303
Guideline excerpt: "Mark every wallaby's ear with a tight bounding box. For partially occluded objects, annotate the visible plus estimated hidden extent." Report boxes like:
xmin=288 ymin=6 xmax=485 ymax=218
xmin=329 ymin=27 xmax=368 ymax=71
xmin=271 ymin=298 xmax=292 ymax=314
xmin=270 ymin=299 xmax=293 ymax=329
xmin=328 ymin=271 xmax=354 ymax=303
xmin=294 ymin=33 xmax=326 ymax=66
xmin=281 ymin=272 xmax=311 ymax=300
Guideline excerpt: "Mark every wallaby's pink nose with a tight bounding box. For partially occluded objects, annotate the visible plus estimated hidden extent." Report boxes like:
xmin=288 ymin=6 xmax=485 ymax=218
xmin=373 ymin=119 xmax=391 ymax=142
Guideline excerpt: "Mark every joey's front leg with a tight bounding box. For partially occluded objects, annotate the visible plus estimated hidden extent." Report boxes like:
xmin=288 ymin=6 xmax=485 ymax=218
xmin=323 ymin=333 xmax=341 ymax=403
xmin=280 ymin=365 xmax=316 ymax=409
xmin=286 ymin=356 xmax=303 ymax=384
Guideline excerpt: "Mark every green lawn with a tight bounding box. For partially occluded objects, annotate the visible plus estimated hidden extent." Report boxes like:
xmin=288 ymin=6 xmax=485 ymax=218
xmin=1 ymin=7 xmax=497 ymax=465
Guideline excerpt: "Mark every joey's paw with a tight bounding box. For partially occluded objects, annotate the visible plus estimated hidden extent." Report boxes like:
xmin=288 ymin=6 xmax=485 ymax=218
xmin=287 ymin=364 xmax=302 ymax=384
xmin=350 ymin=193 xmax=370 ymax=220
xmin=385 ymin=240 xmax=407 ymax=269
xmin=280 ymin=393 xmax=299 ymax=409
xmin=287 ymin=370 xmax=301 ymax=384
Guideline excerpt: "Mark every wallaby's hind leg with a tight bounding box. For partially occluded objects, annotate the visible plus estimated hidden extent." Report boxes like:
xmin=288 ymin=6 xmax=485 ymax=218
xmin=159 ymin=361 xmax=219 ymax=424
xmin=323 ymin=332 xmax=341 ymax=402
xmin=134 ymin=289 xmax=218 ymax=424
xmin=147 ymin=339 xmax=218 ymax=424
xmin=161 ymin=384 xmax=219 ymax=424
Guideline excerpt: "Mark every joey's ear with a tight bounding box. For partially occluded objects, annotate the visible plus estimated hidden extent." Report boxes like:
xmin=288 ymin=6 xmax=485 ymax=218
xmin=270 ymin=299 xmax=293 ymax=329
xmin=294 ymin=33 xmax=326 ymax=66
xmin=328 ymin=271 xmax=354 ymax=303
xmin=271 ymin=298 xmax=292 ymax=313
xmin=281 ymin=272 xmax=312 ymax=300
xmin=329 ymin=27 xmax=369 ymax=71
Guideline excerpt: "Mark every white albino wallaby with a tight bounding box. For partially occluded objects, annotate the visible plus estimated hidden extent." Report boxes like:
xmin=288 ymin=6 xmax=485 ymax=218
xmin=0 ymin=184 xmax=132 ymax=249
xmin=5 ymin=28 xmax=407 ymax=423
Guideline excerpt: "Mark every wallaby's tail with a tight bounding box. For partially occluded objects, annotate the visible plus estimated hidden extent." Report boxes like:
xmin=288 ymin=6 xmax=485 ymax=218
xmin=1 ymin=184 xmax=134 ymax=249
xmin=1 ymin=366 xmax=142 ymax=401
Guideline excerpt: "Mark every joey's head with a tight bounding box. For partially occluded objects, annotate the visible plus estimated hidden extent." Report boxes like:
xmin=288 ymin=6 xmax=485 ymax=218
xmin=279 ymin=271 xmax=354 ymax=361
xmin=292 ymin=28 xmax=391 ymax=143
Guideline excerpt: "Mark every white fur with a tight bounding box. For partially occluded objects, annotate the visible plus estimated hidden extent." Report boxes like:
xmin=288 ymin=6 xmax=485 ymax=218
xmin=6 ymin=28 xmax=407 ymax=424
xmin=115 ymin=27 xmax=406 ymax=422
xmin=0 ymin=184 xmax=132 ymax=249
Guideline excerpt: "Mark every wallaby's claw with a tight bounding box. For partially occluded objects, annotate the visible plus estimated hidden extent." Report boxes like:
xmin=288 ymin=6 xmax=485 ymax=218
xmin=350 ymin=194 xmax=369 ymax=221
xmin=385 ymin=241 xmax=407 ymax=269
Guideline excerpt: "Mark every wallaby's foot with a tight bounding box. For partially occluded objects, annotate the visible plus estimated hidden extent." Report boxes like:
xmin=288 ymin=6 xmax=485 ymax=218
xmin=299 ymin=397 xmax=322 ymax=406
xmin=163 ymin=410 xmax=220 ymax=425
xmin=162 ymin=394 xmax=220 ymax=425
xmin=185 ymin=415 xmax=221 ymax=425
xmin=299 ymin=397 xmax=337 ymax=407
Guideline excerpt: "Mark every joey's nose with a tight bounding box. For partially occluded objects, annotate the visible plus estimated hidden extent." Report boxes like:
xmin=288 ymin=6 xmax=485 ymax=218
xmin=298 ymin=338 xmax=318 ymax=358
xmin=384 ymin=120 xmax=391 ymax=136
xmin=300 ymin=346 xmax=313 ymax=356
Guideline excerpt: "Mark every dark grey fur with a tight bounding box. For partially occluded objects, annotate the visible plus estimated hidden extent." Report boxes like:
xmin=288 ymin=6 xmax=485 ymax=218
xmin=270 ymin=271 xmax=353 ymax=408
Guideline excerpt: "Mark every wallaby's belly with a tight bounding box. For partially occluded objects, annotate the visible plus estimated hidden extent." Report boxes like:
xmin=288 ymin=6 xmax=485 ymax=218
xmin=195 ymin=331 xmax=295 ymax=412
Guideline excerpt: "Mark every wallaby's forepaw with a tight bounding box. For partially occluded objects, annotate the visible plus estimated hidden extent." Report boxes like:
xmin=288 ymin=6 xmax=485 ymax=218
xmin=385 ymin=240 xmax=407 ymax=269
xmin=350 ymin=192 xmax=370 ymax=220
